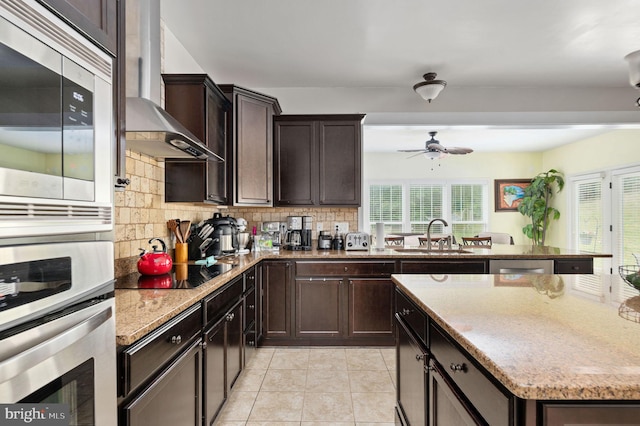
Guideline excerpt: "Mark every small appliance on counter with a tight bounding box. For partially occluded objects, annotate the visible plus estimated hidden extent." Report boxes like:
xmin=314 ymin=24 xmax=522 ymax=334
xmin=261 ymin=221 xmax=282 ymax=249
xmin=318 ymin=231 xmax=332 ymax=250
xmin=345 ymin=232 xmax=370 ymax=251
xmin=284 ymin=216 xmax=312 ymax=250
xmin=188 ymin=213 xmax=239 ymax=259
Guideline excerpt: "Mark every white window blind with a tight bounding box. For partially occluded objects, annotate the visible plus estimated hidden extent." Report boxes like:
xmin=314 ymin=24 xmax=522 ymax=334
xmin=409 ymin=184 xmax=443 ymax=233
xmin=614 ymin=170 xmax=640 ymax=300
xmin=365 ymin=181 xmax=488 ymax=241
xmin=368 ymin=184 xmax=403 ymax=234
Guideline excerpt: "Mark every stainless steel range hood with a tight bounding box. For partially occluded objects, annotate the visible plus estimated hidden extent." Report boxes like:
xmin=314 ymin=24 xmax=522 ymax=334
xmin=125 ymin=0 xmax=221 ymax=161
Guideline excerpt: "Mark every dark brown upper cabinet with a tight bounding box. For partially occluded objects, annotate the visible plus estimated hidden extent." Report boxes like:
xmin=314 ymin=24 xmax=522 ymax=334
xmin=163 ymin=74 xmax=231 ymax=204
xmin=219 ymin=85 xmax=282 ymax=207
xmin=274 ymin=114 xmax=365 ymax=207
xmin=37 ymin=0 xmax=118 ymax=55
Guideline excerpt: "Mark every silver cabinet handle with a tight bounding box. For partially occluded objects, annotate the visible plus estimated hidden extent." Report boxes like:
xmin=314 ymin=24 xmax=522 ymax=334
xmin=449 ymin=363 xmax=466 ymax=372
xmin=416 ymin=354 xmax=425 ymax=362
xmin=226 ymin=313 xmax=235 ymax=322
xmin=170 ymin=335 xmax=182 ymax=344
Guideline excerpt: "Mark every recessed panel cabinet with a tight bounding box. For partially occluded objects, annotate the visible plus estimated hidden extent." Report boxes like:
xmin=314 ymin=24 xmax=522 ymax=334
xmin=38 ymin=0 xmax=118 ymax=54
xmin=220 ymin=85 xmax=281 ymax=206
xmin=163 ymin=74 xmax=230 ymax=204
xmin=274 ymin=114 xmax=365 ymax=207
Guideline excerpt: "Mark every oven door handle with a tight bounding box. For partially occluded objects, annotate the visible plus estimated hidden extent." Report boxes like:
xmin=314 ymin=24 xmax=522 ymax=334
xmin=0 ymin=304 xmax=113 ymax=382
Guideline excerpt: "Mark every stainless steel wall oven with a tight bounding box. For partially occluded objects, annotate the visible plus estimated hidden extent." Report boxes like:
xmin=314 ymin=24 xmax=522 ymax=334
xmin=0 ymin=2 xmax=116 ymax=425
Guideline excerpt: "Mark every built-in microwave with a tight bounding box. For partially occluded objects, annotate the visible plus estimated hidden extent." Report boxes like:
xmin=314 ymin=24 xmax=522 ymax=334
xmin=0 ymin=0 xmax=114 ymax=241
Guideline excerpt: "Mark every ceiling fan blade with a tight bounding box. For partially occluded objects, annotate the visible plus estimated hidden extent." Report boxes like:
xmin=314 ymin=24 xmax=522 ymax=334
xmin=398 ymin=149 xmax=424 ymax=152
xmin=407 ymin=152 xmax=425 ymax=158
xmin=445 ymin=147 xmax=474 ymax=154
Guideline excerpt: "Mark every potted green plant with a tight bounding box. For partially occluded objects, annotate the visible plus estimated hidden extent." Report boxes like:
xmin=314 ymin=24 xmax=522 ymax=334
xmin=517 ymin=169 xmax=565 ymax=246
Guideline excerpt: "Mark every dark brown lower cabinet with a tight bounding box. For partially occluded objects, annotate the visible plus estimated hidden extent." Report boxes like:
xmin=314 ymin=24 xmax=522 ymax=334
xmin=429 ymin=360 xmax=484 ymax=426
xmin=396 ymin=314 xmax=427 ymax=426
xmin=349 ymin=278 xmax=394 ymax=339
xmin=400 ymin=260 xmax=488 ymax=274
xmin=122 ymin=339 xmax=202 ymax=426
xmin=295 ymin=278 xmax=343 ymax=338
xmin=203 ymin=318 xmax=225 ymax=424
xmin=263 ymin=261 xmax=293 ymax=340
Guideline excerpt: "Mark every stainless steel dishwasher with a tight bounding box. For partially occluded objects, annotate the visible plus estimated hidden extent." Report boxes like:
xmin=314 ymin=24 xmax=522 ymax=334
xmin=489 ymin=259 xmax=554 ymax=274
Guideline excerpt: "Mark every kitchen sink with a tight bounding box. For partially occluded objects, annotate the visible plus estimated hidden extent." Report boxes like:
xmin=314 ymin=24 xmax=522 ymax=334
xmin=393 ymin=248 xmax=473 ymax=254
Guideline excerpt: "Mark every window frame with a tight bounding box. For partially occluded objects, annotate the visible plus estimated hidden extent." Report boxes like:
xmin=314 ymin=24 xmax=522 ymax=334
xmin=362 ymin=178 xmax=490 ymax=239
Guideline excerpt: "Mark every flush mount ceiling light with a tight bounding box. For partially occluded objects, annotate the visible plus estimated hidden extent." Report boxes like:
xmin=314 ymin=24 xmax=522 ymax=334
xmin=413 ymin=72 xmax=447 ymax=103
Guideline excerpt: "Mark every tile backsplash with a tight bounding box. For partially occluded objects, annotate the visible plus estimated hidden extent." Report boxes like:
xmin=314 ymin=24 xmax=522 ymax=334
xmin=115 ymin=150 xmax=358 ymax=275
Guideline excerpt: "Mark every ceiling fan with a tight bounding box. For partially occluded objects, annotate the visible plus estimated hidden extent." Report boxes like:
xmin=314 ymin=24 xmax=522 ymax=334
xmin=398 ymin=131 xmax=473 ymax=159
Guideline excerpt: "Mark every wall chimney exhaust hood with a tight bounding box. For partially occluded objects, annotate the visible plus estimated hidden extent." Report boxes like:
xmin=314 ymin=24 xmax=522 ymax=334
xmin=125 ymin=0 xmax=221 ymax=161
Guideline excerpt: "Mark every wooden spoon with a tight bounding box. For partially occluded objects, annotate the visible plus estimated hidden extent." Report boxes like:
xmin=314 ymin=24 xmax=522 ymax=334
xmin=180 ymin=220 xmax=191 ymax=242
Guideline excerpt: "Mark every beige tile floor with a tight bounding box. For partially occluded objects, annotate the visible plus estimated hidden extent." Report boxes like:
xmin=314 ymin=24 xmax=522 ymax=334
xmin=215 ymin=346 xmax=397 ymax=425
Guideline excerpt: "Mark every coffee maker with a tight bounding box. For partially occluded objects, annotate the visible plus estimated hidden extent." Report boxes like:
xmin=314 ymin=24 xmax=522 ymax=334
xmin=284 ymin=216 xmax=312 ymax=250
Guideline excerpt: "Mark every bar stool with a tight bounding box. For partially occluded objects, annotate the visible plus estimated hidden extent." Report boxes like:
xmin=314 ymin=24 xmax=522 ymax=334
xmin=462 ymin=236 xmax=492 ymax=247
xmin=384 ymin=236 xmax=404 ymax=246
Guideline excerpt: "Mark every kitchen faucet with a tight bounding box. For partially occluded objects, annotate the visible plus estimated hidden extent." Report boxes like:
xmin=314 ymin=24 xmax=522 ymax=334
xmin=426 ymin=218 xmax=451 ymax=250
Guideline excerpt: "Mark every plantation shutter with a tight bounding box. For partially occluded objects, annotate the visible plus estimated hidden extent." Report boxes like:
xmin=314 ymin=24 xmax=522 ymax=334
xmin=573 ymin=176 xmax=604 ymax=296
xmin=613 ymin=169 xmax=640 ymax=300
xmin=409 ymin=184 xmax=443 ymax=233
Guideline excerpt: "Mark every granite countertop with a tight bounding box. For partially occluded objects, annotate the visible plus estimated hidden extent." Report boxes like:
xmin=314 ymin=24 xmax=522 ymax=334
xmin=115 ymin=245 xmax=610 ymax=347
xmin=392 ymin=273 xmax=640 ymax=400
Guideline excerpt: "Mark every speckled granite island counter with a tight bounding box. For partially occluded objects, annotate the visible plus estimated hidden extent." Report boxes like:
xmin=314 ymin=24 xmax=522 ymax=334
xmin=392 ymin=273 xmax=640 ymax=425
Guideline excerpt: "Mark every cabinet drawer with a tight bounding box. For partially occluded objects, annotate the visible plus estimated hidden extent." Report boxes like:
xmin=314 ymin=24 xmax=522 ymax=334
xmin=204 ymin=275 xmax=243 ymax=326
xmin=395 ymin=289 xmax=427 ymax=346
xmin=296 ymin=260 xmax=394 ymax=277
xmin=554 ymin=259 xmax=593 ymax=274
xmin=121 ymin=303 xmax=202 ymax=396
xmin=429 ymin=324 xmax=510 ymax=426
xmin=244 ymin=266 xmax=257 ymax=291
xmin=244 ymin=287 xmax=256 ymax=330
xmin=400 ymin=260 xmax=488 ymax=274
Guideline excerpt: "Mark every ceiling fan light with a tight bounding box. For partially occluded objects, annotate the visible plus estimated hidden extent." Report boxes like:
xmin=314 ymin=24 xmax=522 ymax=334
xmin=423 ymin=151 xmax=441 ymax=159
xmin=413 ymin=72 xmax=447 ymax=103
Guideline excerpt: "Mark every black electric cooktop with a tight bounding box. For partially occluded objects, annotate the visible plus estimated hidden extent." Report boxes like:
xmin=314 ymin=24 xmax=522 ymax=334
xmin=116 ymin=262 xmax=236 ymax=290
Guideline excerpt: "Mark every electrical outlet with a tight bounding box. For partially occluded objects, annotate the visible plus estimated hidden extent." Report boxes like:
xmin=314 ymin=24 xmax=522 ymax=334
xmin=334 ymin=222 xmax=349 ymax=234
xmin=316 ymin=223 xmax=323 ymax=232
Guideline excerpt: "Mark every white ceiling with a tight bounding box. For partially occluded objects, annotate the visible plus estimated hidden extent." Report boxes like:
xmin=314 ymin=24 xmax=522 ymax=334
xmin=160 ymin=0 xmax=640 ymax=152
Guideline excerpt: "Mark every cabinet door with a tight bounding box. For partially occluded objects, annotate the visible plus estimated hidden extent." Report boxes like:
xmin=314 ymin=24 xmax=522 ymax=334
xmin=318 ymin=120 xmax=361 ymax=206
xmin=235 ymin=94 xmax=273 ymax=205
xmin=205 ymin=87 xmax=229 ymax=203
xmin=396 ymin=317 xmax=427 ymax=426
xmin=263 ymin=261 xmax=292 ymax=339
xmin=429 ymin=360 xmax=485 ymax=426
xmin=226 ymin=301 xmax=243 ymax=390
xmin=295 ymin=278 xmax=343 ymax=338
xmin=274 ymin=121 xmax=317 ymax=206
xmin=123 ymin=339 xmax=202 ymax=426
xmin=348 ymin=278 xmax=394 ymax=340
xmin=38 ymin=0 xmax=117 ymax=54
xmin=203 ymin=320 xmax=225 ymax=426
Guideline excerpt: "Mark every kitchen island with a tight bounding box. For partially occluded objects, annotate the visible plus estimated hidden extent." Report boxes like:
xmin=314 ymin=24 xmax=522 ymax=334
xmin=392 ymin=273 xmax=640 ymax=425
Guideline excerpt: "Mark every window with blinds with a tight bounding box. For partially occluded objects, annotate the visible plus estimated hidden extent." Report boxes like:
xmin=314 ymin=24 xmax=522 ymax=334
xmin=366 ymin=181 xmax=488 ymax=241
xmin=368 ymin=184 xmax=403 ymax=234
xmin=613 ymin=169 xmax=640 ymax=300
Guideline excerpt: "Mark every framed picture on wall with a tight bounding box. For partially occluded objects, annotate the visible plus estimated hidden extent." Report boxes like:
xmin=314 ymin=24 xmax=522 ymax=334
xmin=494 ymin=179 xmax=531 ymax=212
